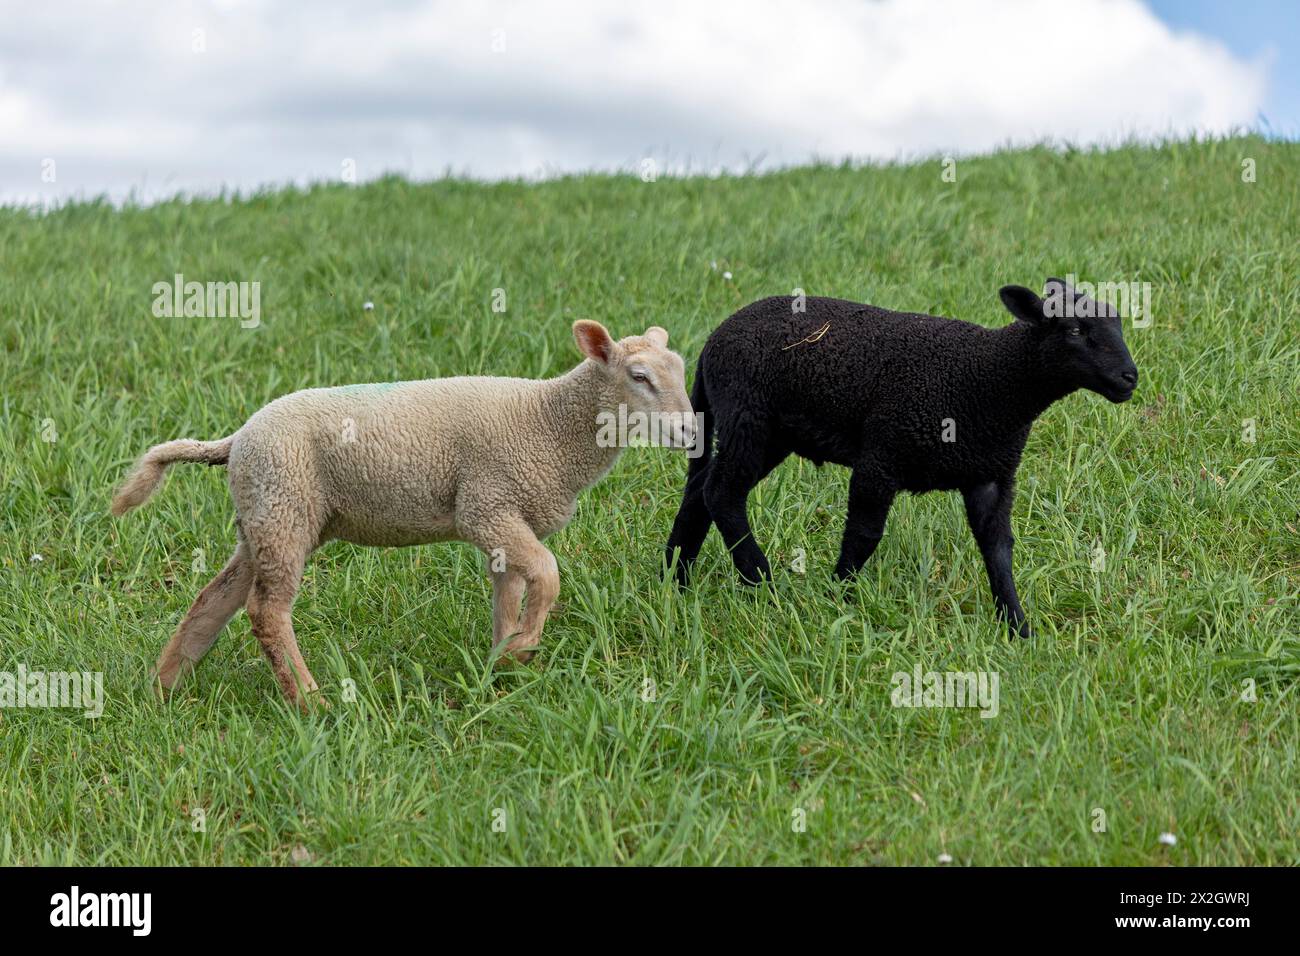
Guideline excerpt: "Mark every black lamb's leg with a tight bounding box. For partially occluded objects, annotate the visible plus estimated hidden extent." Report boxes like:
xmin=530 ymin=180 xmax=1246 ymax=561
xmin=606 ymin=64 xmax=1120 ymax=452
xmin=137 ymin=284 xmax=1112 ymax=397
xmin=665 ymin=465 xmax=712 ymax=587
xmin=834 ymin=467 xmax=895 ymax=580
xmin=704 ymin=430 xmax=786 ymax=586
xmin=962 ymin=479 xmax=1032 ymax=639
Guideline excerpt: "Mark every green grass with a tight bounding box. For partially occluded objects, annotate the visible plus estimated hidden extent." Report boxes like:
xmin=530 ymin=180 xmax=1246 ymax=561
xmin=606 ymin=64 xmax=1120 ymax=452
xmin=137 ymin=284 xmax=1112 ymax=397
xmin=2 ymin=136 xmax=1297 ymax=865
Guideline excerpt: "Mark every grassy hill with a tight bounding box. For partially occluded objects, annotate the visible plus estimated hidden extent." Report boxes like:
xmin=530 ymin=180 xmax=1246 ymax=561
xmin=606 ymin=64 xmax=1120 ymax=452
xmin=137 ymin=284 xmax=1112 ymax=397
xmin=1 ymin=136 xmax=1297 ymax=864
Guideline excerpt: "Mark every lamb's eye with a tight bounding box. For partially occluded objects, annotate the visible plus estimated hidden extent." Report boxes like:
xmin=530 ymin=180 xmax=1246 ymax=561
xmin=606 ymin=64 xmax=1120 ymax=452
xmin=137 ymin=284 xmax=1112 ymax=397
xmin=631 ymin=371 xmax=650 ymax=384
xmin=1067 ymin=327 xmax=1083 ymax=337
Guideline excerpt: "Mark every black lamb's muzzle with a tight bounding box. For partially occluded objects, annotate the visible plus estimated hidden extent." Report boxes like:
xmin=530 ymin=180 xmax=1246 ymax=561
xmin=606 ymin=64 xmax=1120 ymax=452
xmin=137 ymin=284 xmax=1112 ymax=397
xmin=1103 ymin=365 xmax=1138 ymax=403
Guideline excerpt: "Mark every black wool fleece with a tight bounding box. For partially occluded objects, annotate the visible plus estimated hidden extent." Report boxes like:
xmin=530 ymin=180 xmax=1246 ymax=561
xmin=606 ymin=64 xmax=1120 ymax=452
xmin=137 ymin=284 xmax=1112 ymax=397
xmin=665 ymin=279 xmax=1139 ymax=638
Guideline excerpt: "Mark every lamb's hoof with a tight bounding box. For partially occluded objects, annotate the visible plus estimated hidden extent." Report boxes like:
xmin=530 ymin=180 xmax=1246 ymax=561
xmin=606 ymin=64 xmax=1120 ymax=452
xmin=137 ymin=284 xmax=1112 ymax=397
xmin=291 ymin=690 xmax=329 ymax=714
xmin=1009 ymin=622 xmax=1034 ymax=640
xmin=832 ymin=562 xmax=861 ymax=581
xmin=825 ymin=575 xmax=853 ymax=601
xmin=736 ymin=562 xmax=772 ymax=587
xmin=664 ymin=553 xmax=694 ymax=590
xmin=494 ymin=639 xmax=541 ymax=667
xmin=152 ymin=657 xmax=195 ymax=700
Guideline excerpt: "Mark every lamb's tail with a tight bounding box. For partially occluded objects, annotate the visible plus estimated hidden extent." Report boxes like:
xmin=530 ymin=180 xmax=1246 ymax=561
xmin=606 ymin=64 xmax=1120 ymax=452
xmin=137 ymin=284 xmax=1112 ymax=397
xmin=110 ymin=436 xmax=235 ymax=516
xmin=686 ymin=356 xmax=714 ymax=477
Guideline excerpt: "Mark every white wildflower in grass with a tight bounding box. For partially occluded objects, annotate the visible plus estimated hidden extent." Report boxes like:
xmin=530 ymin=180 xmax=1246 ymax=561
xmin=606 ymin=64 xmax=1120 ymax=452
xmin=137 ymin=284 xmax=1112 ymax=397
xmin=363 ymin=301 xmax=374 ymax=311
xmin=937 ymin=852 xmax=953 ymax=864
xmin=723 ymin=271 xmax=733 ymax=280
xmin=30 ymin=553 xmax=43 ymax=563
xmin=1158 ymin=832 xmax=1177 ymax=846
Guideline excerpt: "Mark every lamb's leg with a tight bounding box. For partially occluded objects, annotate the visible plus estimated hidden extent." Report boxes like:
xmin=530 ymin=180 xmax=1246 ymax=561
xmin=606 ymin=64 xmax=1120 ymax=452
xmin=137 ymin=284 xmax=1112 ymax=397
xmin=470 ymin=517 xmax=559 ymax=663
xmin=704 ymin=436 xmax=787 ymax=585
xmin=664 ymin=465 xmax=712 ymax=587
xmin=962 ymin=480 xmax=1031 ymax=639
xmin=671 ymin=443 xmax=792 ymax=586
xmin=491 ymin=566 xmax=527 ymax=647
xmin=245 ymin=544 xmax=320 ymax=708
xmin=834 ymin=469 xmax=895 ymax=580
xmin=154 ymin=542 xmax=254 ymax=694
xmin=511 ymin=542 xmax=559 ymax=662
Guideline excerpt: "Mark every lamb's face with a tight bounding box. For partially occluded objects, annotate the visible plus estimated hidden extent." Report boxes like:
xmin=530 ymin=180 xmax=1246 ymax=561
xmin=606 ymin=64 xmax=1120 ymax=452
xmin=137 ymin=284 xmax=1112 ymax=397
xmin=1047 ymin=308 xmax=1138 ymax=403
xmin=1000 ymin=279 xmax=1140 ymax=404
xmin=573 ymin=321 xmax=697 ymax=450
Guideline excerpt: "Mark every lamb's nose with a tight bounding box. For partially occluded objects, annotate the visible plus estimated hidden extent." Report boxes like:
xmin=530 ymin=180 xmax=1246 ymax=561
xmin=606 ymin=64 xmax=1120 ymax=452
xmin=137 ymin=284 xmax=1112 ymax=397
xmin=1120 ymin=368 xmax=1138 ymax=387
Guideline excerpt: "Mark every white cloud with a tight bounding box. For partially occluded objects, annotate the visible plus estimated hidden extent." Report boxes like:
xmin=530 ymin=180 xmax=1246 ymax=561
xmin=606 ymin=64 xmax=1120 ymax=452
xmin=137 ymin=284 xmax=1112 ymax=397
xmin=0 ymin=0 xmax=1269 ymax=204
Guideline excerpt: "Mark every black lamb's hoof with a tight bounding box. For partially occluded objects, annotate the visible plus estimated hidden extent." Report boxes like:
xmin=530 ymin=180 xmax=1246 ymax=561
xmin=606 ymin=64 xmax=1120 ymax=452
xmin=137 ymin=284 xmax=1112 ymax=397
xmin=832 ymin=563 xmax=861 ymax=582
xmin=664 ymin=549 xmax=693 ymax=590
xmin=736 ymin=562 xmax=772 ymax=587
xmin=825 ymin=575 xmax=854 ymax=601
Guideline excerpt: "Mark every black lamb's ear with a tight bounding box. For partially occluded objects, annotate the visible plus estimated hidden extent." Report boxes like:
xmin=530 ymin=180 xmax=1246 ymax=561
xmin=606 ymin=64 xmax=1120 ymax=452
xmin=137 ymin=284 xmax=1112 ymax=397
xmin=999 ymin=285 xmax=1047 ymax=324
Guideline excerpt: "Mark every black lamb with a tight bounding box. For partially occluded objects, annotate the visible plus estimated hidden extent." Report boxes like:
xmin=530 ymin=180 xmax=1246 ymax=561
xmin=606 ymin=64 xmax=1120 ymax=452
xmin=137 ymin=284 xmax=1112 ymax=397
xmin=665 ymin=278 xmax=1139 ymax=638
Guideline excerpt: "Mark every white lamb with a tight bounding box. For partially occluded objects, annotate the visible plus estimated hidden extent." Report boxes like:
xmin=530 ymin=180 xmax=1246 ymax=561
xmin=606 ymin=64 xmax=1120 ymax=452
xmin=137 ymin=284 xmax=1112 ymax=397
xmin=112 ymin=321 xmax=694 ymax=708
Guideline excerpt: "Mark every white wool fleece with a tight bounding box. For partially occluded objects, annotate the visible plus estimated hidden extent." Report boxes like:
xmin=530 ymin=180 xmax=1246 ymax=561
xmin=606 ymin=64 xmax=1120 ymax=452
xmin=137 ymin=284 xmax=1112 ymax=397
xmin=112 ymin=322 xmax=693 ymax=706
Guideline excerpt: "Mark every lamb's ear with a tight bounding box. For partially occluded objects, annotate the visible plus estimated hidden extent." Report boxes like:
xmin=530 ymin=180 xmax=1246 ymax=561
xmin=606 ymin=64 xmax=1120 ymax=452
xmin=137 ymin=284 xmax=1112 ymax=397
xmin=573 ymin=320 xmax=617 ymax=364
xmin=644 ymin=326 xmax=668 ymax=347
xmin=999 ymin=285 xmax=1048 ymax=325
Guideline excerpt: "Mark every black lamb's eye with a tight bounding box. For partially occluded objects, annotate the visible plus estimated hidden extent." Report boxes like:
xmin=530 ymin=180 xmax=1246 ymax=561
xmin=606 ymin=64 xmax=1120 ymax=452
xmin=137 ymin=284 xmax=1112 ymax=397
xmin=1067 ymin=326 xmax=1083 ymax=337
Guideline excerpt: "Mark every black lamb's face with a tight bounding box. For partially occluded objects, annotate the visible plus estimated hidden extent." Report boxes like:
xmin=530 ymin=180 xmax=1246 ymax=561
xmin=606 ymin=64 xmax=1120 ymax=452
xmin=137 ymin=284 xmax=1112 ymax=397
xmin=1000 ymin=278 xmax=1139 ymax=403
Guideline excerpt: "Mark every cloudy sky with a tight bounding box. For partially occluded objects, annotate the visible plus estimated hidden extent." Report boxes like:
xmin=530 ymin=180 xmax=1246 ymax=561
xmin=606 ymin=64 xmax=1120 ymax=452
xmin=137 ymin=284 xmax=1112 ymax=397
xmin=1 ymin=0 xmax=1294 ymax=205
